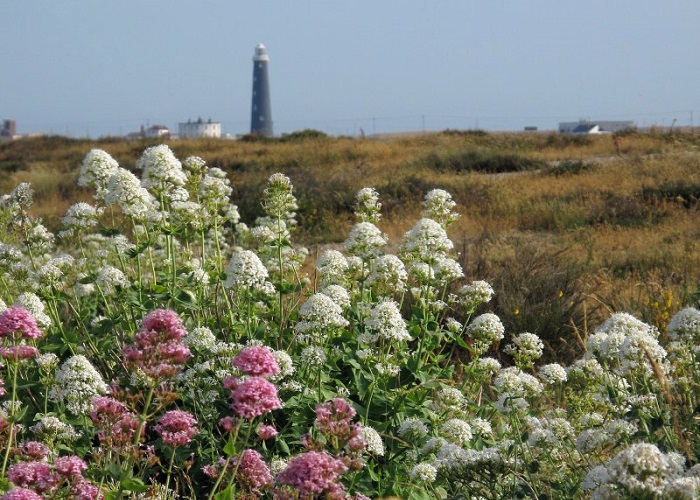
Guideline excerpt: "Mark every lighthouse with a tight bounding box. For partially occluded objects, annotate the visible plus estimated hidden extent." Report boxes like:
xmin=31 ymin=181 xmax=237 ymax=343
xmin=250 ymin=43 xmax=273 ymax=136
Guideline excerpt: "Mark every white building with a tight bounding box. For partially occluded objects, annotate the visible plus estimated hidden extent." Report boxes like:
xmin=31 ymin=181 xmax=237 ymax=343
xmin=179 ymin=117 xmax=222 ymax=138
xmin=559 ymin=120 xmax=636 ymax=134
xmin=145 ymin=124 xmax=170 ymax=138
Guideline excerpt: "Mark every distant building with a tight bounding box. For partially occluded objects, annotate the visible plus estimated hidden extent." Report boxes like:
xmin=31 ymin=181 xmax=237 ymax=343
xmin=125 ymin=124 xmax=171 ymax=140
xmin=559 ymin=120 xmax=636 ymax=134
xmin=179 ymin=117 xmax=221 ymax=138
xmin=250 ymin=43 xmax=273 ymax=137
xmin=1 ymin=120 xmax=17 ymax=139
xmin=145 ymin=124 xmax=170 ymax=138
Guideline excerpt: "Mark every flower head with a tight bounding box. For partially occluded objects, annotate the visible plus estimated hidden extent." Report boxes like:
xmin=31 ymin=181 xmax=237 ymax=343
xmin=49 ymin=355 xmax=108 ymax=416
xmin=135 ymin=144 xmax=187 ymax=192
xmin=363 ymin=300 xmax=411 ymax=343
xmin=422 ymin=189 xmax=460 ymax=228
xmin=232 ymin=449 xmax=273 ymax=495
xmin=232 ymin=346 xmax=280 ymax=378
xmin=78 ymin=149 xmax=120 ymax=200
xmin=123 ymin=309 xmax=191 ymax=381
xmin=224 ymin=249 xmax=275 ymax=295
xmin=1 ymin=488 xmax=44 ymax=500
xmin=275 ymin=451 xmax=348 ymax=498
xmin=294 ymin=293 xmax=349 ymax=340
xmin=155 ymin=410 xmax=198 ymax=447
xmin=354 ymin=187 xmax=382 ymax=223
xmin=344 ymin=222 xmax=387 ymax=260
xmin=230 ymin=376 xmax=282 ymax=419
xmin=0 ymin=306 xmax=42 ymax=340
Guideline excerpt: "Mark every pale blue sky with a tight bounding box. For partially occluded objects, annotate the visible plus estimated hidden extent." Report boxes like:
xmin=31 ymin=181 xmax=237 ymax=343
xmin=2 ymin=1 xmax=699 ymax=137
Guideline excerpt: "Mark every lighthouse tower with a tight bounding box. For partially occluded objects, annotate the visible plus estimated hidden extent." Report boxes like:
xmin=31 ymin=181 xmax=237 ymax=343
xmin=250 ymin=43 xmax=273 ymax=137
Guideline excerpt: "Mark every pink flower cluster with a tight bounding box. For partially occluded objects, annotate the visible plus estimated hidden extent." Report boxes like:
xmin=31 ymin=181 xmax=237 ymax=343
xmin=227 ymin=376 xmax=282 ymax=420
xmin=0 ymin=307 xmax=42 ymax=340
xmin=154 ymin=410 xmax=198 ymax=447
xmin=0 ymin=307 xmax=42 ymax=361
xmin=314 ymin=398 xmax=363 ymax=452
xmin=232 ymin=346 xmax=280 ymax=377
xmin=16 ymin=441 xmax=50 ymax=461
xmin=123 ymin=309 xmax=191 ymax=380
xmin=1 ymin=488 xmax=43 ymax=500
xmin=6 ymin=455 xmax=101 ymax=499
xmin=90 ymin=396 xmax=142 ymax=451
xmin=275 ymin=451 xmax=348 ymax=499
xmin=232 ymin=449 xmax=273 ymax=496
xmin=257 ymin=424 xmax=278 ymax=440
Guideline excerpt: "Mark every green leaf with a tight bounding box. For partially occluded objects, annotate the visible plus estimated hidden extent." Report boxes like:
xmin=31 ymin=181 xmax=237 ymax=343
xmin=276 ymin=439 xmax=290 ymax=455
xmin=215 ymin=486 xmax=235 ymax=500
xmin=223 ymin=434 xmax=237 ymax=457
xmin=174 ymin=289 xmax=198 ymax=309
xmin=121 ymin=477 xmax=149 ymax=493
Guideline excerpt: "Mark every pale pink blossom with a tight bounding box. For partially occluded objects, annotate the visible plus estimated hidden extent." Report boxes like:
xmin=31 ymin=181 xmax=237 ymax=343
xmin=230 ymin=377 xmax=282 ymax=419
xmin=154 ymin=410 xmax=198 ymax=447
xmin=274 ymin=451 xmax=348 ymax=498
xmin=232 ymin=346 xmax=280 ymax=377
xmin=0 ymin=307 xmax=42 ymax=340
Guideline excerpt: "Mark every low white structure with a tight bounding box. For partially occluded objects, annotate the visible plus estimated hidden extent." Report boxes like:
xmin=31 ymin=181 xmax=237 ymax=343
xmin=559 ymin=120 xmax=636 ymax=134
xmin=179 ymin=118 xmax=221 ymax=138
xmin=145 ymin=124 xmax=170 ymax=138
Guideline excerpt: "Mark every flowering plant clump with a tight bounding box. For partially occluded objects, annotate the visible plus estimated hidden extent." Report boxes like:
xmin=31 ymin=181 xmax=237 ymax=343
xmin=123 ymin=309 xmax=191 ymax=381
xmin=4 ymin=146 xmax=700 ymax=498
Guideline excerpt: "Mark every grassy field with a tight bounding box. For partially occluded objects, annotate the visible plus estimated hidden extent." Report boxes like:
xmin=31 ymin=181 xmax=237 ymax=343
xmin=2 ymin=129 xmax=700 ymax=361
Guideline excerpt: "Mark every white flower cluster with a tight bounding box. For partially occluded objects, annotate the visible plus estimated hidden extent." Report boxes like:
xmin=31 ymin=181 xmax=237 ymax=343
xmin=667 ymin=307 xmax=700 ymax=367
xmin=36 ymin=254 xmax=75 ymax=290
xmin=78 ymin=149 xmax=120 ymax=200
xmin=398 ymin=418 xmax=429 ymax=440
xmin=61 ymin=202 xmax=103 ymax=231
xmin=583 ymin=442 xmax=698 ymax=498
xmin=538 ymin=363 xmax=568 ymax=384
xmin=344 ymin=222 xmax=387 ymax=261
xmin=440 ymin=418 xmax=473 ymax=446
xmin=504 ymin=332 xmax=544 ymax=369
xmin=366 ymin=254 xmax=408 ymax=296
xmin=465 ymin=313 xmax=505 ymax=356
xmin=96 ymin=265 xmax=130 ymax=296
xmin=400 ymin=218 xmax=454 ymax=263
xmin=316 ymin=249 xmax=349 ymax=288
xmin=224 ymin=249 xmax=275 ymax=295
xmin=575 ymin=418 xmax=638 ymax=454
xmin=363 ymin=300 xmax=412 ymax=343
xmin=493 ymin=366 xmax=543 ymax=413
xmin=49 ymin=355 xmax=108 ymax=416
xmin=459 ymin=280 xmax=494 ymax=312
xmin=586 ymin=312 xmax=667 ymax=379
xmin=135 ymin=144 xmax=188 ymax=194
xmin=360 ymin=425 xmax=385 ymax=456
xmin=185 ymin=326 xmax=218 ymax=352
xmin=31 ymin=416 xmax=80 ymax=444
xmin=320 ymin=284 xmax=351 ymax=310
xmin=104 ymin=168 xmax=157 ymax=220
xmin=421 ymin=188 xmax=460 ymax=228
xmin=431 ymin=387 xmax=468 ymax=418
xmin=354 ymin=187 xmax=382 ymax=223
xmin=14 ymin=292 xmax=51 ymax=328
xmin=525 ymin=413 xmax=574 ymax=448
xmin=262 ymin=173 xmax=298 ymax=225
xmin=294 ymin=293 xmax=349 ymax=340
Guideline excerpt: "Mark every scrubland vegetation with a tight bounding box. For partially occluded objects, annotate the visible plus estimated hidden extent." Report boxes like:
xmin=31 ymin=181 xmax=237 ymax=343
xmin=0 ymin=130 xmax=699 ymax=498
